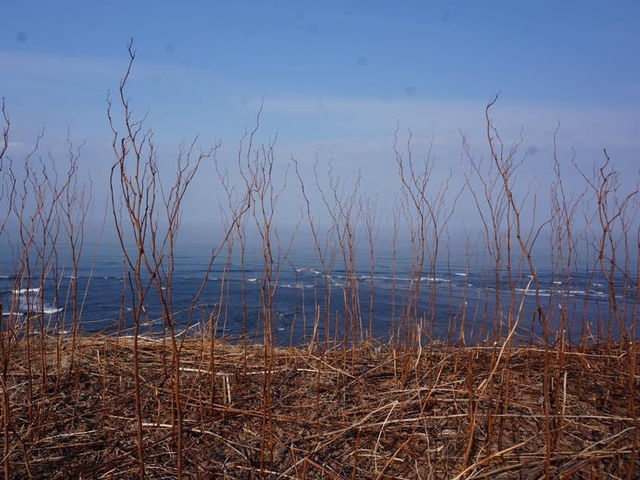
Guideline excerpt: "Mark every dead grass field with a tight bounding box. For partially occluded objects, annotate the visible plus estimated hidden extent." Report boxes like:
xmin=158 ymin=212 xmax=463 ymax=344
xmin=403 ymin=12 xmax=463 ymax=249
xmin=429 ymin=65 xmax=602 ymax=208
xmin=1 ymin=335 xmax=638 ymax=478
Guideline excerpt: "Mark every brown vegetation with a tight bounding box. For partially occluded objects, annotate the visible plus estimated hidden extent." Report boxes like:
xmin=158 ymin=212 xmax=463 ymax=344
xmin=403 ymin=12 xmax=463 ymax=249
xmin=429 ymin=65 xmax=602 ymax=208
xmin=0 ymin=335 xmax=638 ymax=478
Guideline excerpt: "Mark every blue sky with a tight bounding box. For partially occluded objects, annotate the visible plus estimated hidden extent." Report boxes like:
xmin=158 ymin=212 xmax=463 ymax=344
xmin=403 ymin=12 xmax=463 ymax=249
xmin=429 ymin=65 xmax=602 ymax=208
xmin=1 ymin=1 xmax=639 ymax=229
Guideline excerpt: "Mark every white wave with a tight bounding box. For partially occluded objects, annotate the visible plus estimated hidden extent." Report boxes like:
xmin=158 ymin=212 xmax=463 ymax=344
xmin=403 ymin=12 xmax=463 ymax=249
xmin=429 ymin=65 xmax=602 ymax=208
xmin=371 ymin=275 xmax=393 ymax=281
xmin=454 ymin=272 xmax=468 ymax=277
xmin=12 ymin=287 xmax=41 ymax=294
xmin=247 ymin=278 xmax=257 ymax=282
xmin=43 ymin=307 xmax=63 ymax=314
xmin=10 ymin=288 xmax=63 ymax=315
xmin=515 ymin=288 xmax=551 ymax=297
xmin=420 ymin=276 xmax=450 ymax=283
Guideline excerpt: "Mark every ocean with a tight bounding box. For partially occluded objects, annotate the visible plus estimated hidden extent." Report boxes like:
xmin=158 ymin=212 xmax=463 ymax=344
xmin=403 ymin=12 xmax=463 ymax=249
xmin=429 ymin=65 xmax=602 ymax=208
xmin=0 ymin=243 xmax=636 ymax=346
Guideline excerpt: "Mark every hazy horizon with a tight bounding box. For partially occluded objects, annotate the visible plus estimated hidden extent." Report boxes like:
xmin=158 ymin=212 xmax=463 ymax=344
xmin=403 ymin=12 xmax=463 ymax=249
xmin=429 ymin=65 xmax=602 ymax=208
xmin=1 ymin=1 xmax=639 ymax=236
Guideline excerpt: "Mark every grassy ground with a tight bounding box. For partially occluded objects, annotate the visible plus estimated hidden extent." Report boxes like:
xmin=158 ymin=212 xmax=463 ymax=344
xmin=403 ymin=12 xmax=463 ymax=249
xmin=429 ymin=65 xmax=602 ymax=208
xmin=1 ymin=334 xmax=639 ymax=478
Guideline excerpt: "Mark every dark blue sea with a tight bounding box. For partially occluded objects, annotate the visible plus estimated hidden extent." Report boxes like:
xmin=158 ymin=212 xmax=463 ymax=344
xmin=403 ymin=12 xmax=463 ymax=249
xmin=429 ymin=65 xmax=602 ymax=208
xmin=1 ymin=243 xmax=637 ymax=345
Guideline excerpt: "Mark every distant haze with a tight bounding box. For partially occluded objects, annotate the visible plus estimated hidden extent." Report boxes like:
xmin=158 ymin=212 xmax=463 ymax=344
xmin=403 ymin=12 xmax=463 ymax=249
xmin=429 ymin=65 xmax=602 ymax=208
xmin=0 ymin=1 xmax=638 ymax=238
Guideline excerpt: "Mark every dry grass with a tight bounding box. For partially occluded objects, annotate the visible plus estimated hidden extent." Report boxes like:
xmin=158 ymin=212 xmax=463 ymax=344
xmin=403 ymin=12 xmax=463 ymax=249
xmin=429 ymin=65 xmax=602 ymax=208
xmin=2 ymin=334 xmax=638 ymax=478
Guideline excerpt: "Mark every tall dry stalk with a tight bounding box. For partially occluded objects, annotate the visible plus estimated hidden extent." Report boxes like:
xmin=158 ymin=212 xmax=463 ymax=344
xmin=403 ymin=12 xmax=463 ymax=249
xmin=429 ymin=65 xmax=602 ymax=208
xmin=292 ymin=156 xmax=336 ymax=351
xmin=313 ymin=161 xmax=363 ymax=354
xmin=394 ymin=128 xmax=460 ymax=348
xmin=576 ymin=152 xmax=638 ymax=345
xmin=108 ymin=40 xmax=234 ymax=478
xmin=484 ymin=96 xmax=558 ymax=478
xmin=0 ymin=97 xmax=15 ymax=479
xmin=361 ymin=196 xmax=379 ymax=342
xmin=59 ymin=135 xmax=92 ymax=378
xmin=463 ymin=130 xmax=516 ymax=341
xmin=107 ymin=44 xmax=152 ymax=478
xmin=236 ymin=107 xmax=295 ymax=471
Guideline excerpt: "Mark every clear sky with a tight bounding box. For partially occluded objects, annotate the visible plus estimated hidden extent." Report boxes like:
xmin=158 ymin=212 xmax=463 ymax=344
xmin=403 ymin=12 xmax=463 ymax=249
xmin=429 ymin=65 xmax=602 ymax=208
xmin=1 ymin=1 xmax=639 ymax=230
